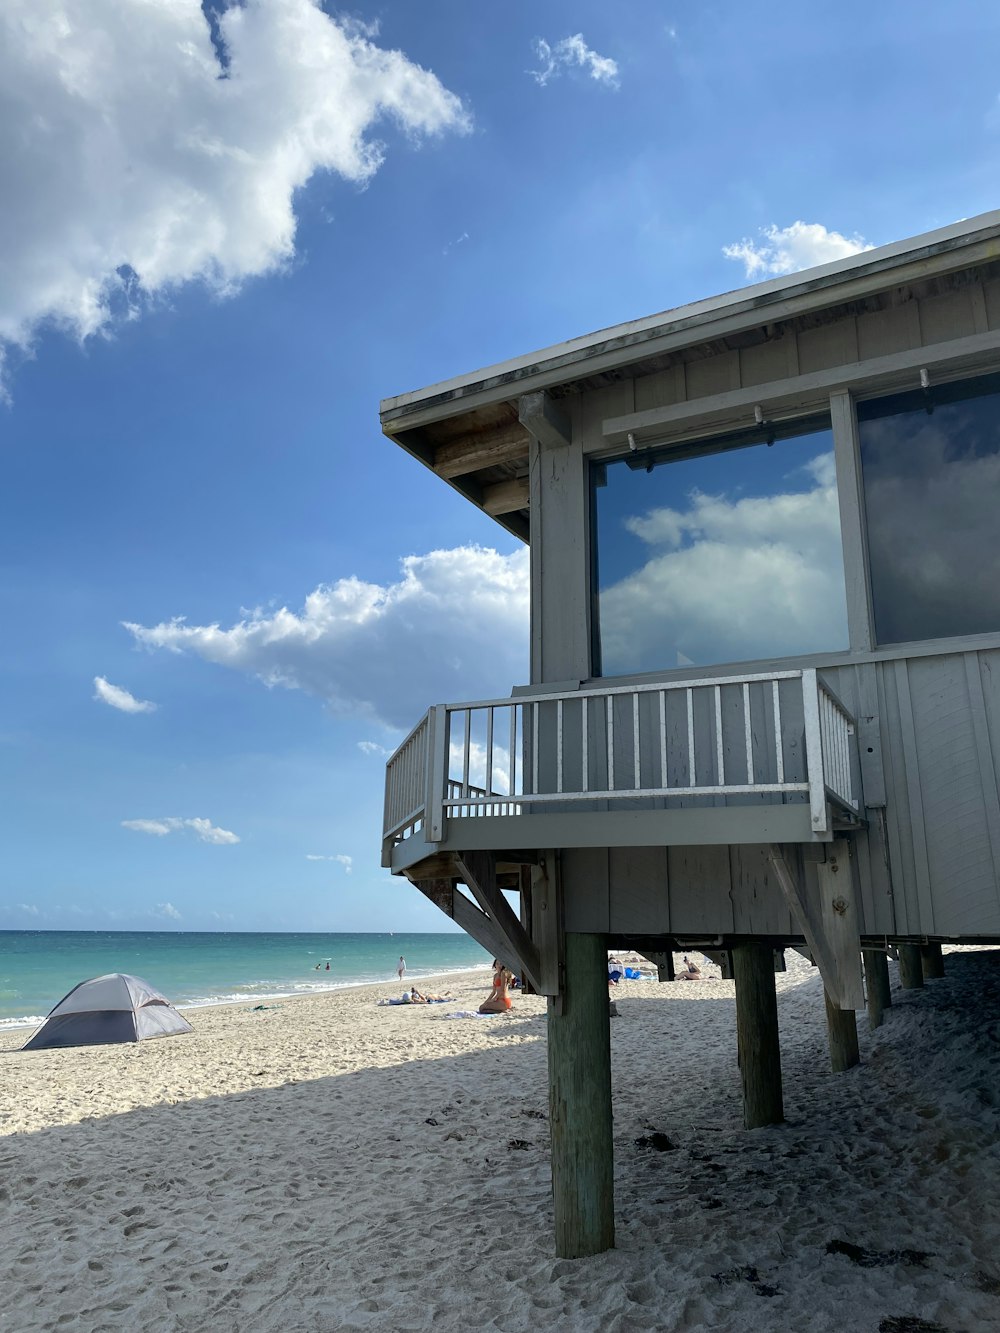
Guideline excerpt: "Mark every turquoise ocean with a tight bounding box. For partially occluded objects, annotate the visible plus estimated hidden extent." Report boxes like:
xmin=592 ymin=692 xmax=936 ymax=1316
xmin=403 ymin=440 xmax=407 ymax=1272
xmin=0 ymin=931 xmax=492 ymax=1031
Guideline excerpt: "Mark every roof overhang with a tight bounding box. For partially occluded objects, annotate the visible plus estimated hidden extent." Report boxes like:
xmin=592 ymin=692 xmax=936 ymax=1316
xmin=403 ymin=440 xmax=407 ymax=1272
xmin=380 ymin=210 xmax=1000 ymax=541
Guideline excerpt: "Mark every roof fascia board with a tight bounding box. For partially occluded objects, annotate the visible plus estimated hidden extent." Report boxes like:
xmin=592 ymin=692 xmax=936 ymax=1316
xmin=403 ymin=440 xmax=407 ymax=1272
xmin=380 ymin=214 xmax=1000 ymax=432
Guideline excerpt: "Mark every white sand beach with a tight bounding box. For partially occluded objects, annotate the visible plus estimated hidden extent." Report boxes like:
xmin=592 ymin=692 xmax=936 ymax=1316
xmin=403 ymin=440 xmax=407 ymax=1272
xmin=1 ymin=950 xmax=998 ymax=1332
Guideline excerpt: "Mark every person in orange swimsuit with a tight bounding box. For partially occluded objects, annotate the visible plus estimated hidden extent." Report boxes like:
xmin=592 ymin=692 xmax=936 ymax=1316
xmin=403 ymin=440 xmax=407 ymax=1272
xmin=479 ymin=966 xmax=513 ymax=1014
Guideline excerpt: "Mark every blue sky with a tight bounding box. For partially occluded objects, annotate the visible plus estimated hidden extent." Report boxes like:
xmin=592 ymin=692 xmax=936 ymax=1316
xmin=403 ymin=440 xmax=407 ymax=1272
xmin=2 ymin=0 xmax=998 ymax=933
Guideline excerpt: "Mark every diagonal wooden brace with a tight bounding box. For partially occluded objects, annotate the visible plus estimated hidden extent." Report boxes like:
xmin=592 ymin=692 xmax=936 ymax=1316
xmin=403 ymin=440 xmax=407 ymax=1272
xmin=454 ymin=850 xmax=544 ymax=994
xmin=769 ymin=842 xmax=864 ymax=1010
xmin=413 ymin=877 xmax=512 ymax=968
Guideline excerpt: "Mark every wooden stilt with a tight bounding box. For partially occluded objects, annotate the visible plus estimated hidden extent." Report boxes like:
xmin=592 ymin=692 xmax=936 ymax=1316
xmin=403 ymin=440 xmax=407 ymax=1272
xmin=920 ymin=943 xmax=945 ymax=979
xmin=547 ymin=932 xmax=614 ymax=1258
xmin=862 ymin=949 xmax=892 ymax=1030
xmin=732 ymin=942 xmax=784 ymax=1129
xmin=824 ymin=989 xmax=860 ymax=1072
xmin=897 ymin=944 xmax=924 ymax=989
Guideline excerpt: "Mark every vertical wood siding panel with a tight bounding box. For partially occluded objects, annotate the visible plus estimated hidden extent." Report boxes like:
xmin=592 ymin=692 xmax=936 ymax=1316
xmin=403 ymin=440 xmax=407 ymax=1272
xmin=738 ymin=338 xmax=791 ymax=388
xmin=878 ymin=664 xmax=916 ymax=933
xmin=730 ymin=845 xmax=795 ymax=935
xmin=685 ymin=350 xmax=740 ymax=400
xmin=797 ymin=320 xmax=859 ymax=374
xmin=849 ymin=662 xmax=892 ymax=932
xmin=609 ymin=846 xmax=670 ymax=933
xmin=857 ymin=305 xmax=920 ymax=361
xmin=962 ymin=654 xmax=1000 ymax=927
xmin=666 ymin=845 xmax=735 ymax=934
xmin=917 ymin=290 xmax=976 ymax=346
xmin=907 ymin=655 xmax=997 ymax=933
xmin=983 ymin=280 xmax=1000 ymax=330
xmin=535 ymin=438 xmax=590 ymax=683
xmin=562 ymin=847 xmax=610 ymax=933
xmin=634 ymin=363 xmax=686 ymax=413
xmin=893 ymin=660 xmax=936 ymax=932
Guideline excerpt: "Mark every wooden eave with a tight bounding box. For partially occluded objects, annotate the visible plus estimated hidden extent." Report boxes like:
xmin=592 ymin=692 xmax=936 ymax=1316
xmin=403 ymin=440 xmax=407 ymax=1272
xmin=380 ymin=213 xmax=1000 ymax=540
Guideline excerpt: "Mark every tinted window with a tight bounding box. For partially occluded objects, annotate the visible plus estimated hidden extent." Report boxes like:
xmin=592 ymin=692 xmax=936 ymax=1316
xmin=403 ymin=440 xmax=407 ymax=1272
xmin=592 ymin=423 xmax=848 ymax=676
xmin=858 ymin=374 xmax=1000 ymax=645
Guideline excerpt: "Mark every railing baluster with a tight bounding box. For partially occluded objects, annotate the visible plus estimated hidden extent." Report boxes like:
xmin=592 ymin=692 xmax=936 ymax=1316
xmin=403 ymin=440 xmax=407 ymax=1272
xmin=557 ymin=699 xmax=564 ymax=794
xmin=802 ymin=669 xmax=828 ymax=835
xmin=714 ymin=684 xmax=725 ymax=785
xmin=532 ymin=701 xmax=539 ymax=795
xmin=633 ymin=692 xmax=641 ymax=790
xmin=659 ymin=689 xmax=667 ymax=788
xmin=772 ymin=680 xmax=784 ymax=784
xmin=607 ymin=696 xmax=615 ymax=791
xmin=686 ymin=687 xmax=695 ymax=785
xmin=509 ymin=705 xmax=517 ymax=799
xmin=582 ymin=696 xmax=589 ymax=793
xmin=462 ymin=709 xmax=471 ymax=799
xmin=486 ymin=706 xmax=494 ymax=798
xmin=743 ymin=682 xmax=753 ymax=784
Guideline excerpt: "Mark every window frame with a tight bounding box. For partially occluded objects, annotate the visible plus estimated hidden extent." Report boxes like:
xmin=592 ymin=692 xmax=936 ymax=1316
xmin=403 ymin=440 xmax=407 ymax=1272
xmin=850 ymin=369 xmax=1000 ymax=650
xmin=587 ymin=408 xmax=854 ymax=679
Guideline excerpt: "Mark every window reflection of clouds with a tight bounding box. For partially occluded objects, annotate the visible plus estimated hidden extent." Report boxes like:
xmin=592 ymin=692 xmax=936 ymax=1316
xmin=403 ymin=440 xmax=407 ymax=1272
xmin=594 ymin=432 xmax=849 ymax=677
xmin=859 ymin=383 xmax=1000 ymax=645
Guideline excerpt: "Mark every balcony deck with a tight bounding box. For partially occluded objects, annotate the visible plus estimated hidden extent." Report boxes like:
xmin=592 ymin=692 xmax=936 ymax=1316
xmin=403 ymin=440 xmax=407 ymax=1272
xmin=382 ymin=668 xmax=861 ymax=876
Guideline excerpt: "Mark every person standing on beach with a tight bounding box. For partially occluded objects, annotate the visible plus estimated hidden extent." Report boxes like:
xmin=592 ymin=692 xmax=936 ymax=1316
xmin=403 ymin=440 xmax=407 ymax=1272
xmin=397 ymin=956 xmax=406 ymax=982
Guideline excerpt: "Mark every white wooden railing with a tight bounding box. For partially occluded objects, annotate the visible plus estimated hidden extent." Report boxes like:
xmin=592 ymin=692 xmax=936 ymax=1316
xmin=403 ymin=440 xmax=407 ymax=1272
xmin=382 ymin=668 xmax=857 ymax=858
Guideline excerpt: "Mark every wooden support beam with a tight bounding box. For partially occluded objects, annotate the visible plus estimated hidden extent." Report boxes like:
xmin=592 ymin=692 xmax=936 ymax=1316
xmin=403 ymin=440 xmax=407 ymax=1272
xmin=769 ymin=843 xmax=864 ymax=1010
xmin=529 ymin=854 xmax=564 ymax=999
xmin=413 ymin=878 xmax=511 ymax=965
xmin=454 ymin=850 xmax=544 ymax=994
xmin=405 ymin=853 xmax=461 ymax=882
xmin=732 ymin=942 xmax=784 ymax=1129
xmin=920 ymin=943 xmax=945 ymax=979
xmin=519 ymin=390 xmax=572 ymax=448
xmin=862 ymin=949 xmax=892 ymax=1030
xmin=433 ymin=426 xmax=529 ymax=479
xmin=646 ymin=951 xmax=674 ymax=982
xmin=824 ymin=989 xmax=860 ymax=1072
xmin=482 ymin=477 xmax=530 ymax=516
xmin=898 ymin=944 xmax=924 ymax=989
xmin=548 ymin=932 xmax=614 ymax=1258
xmin=703 ymin=949 xmax=734 ymax=979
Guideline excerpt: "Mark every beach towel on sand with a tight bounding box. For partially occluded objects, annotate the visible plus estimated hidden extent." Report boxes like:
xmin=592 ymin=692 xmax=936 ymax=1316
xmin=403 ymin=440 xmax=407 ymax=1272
xmin=437 ymin=1010 xmax=502 ymax=1019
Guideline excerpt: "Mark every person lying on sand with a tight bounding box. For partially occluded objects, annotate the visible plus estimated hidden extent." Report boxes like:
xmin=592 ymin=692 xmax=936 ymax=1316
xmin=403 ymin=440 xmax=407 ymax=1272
xmin=377 ymin=990 xmax=455 ymax=1006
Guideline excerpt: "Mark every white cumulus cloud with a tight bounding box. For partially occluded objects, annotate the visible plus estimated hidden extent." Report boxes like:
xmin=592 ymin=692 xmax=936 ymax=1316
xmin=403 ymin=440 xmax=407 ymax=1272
xmin=305 ymin=853 xmax=352 ymax=872
xmin=722 ymin=222 xmax=873 ymax=280
xmin=151 ymin=901 xmax=182 ymax=921
xmin=0 ymin=0 xmax=469 ymax=378
xmin=93 ymin=675 xmax=156 ymax=714
xmin=122 ymin=817 xmax=240 ymax=844
xmin=124 ymin=545 xmax=530 ymax=730
xmin=600 ymin=453 xmax=848 ymax=673
xmin=358 ymin=740 xmax=391 ymax=757
xmin=531 ymin=34 xmax=619 ymax=88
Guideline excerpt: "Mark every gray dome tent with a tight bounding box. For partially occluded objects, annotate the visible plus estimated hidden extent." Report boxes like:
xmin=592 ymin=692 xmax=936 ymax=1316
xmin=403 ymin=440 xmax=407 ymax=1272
xmin=23 ymin=973 xmax=193 ymax=1050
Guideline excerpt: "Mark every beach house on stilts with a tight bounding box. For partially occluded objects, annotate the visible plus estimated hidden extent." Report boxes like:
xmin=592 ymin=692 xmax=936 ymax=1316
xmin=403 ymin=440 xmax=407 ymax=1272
xmin=378 ymin=213 xmax=1000 ymax=1258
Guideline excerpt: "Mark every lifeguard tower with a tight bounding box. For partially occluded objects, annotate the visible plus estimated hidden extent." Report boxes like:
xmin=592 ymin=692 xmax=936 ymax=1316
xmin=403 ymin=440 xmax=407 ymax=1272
xmin=378 ymin=213 xmax=1000 ymax=1257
